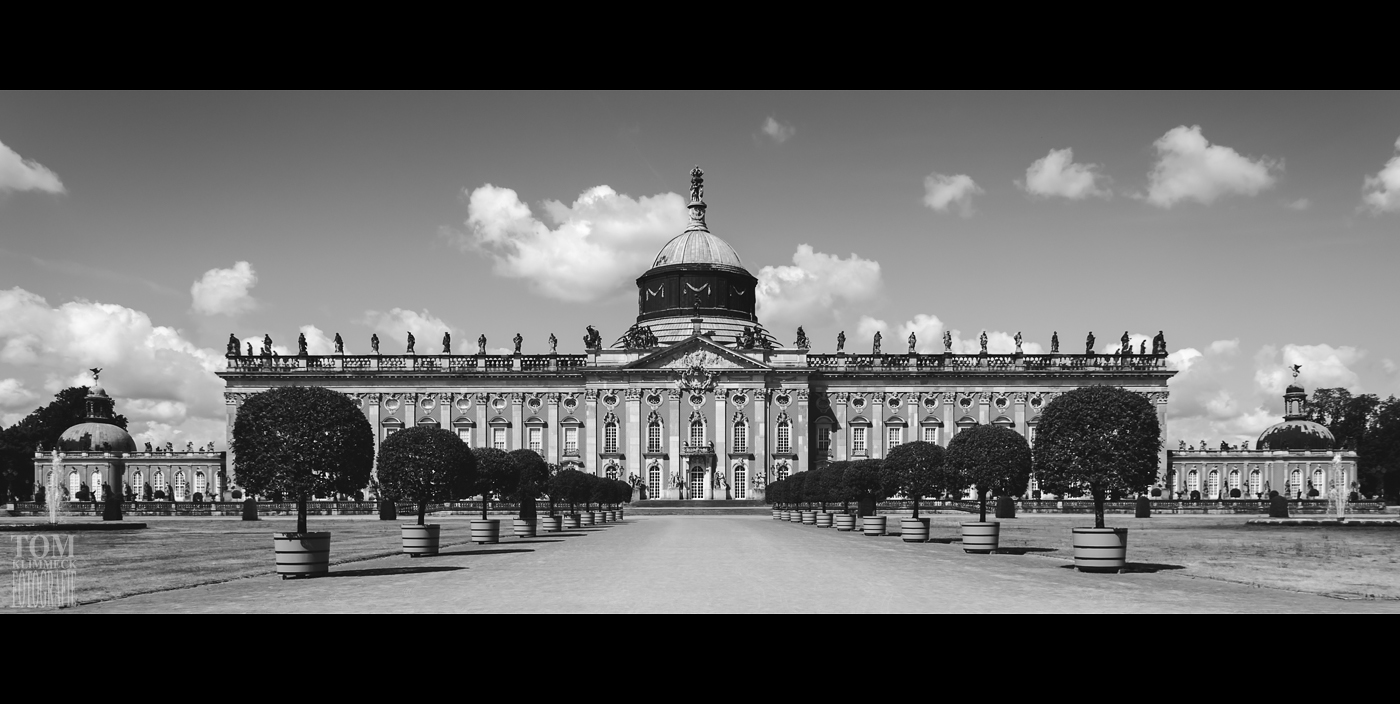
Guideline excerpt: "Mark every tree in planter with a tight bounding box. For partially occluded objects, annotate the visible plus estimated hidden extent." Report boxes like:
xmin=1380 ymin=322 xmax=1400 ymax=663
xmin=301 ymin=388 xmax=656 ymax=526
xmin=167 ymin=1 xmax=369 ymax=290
xmin=764 ymin=479 xmax=782 ymax=508
xmin=945 ymin=424 xmax=1032 ymax=523
xmin=508 ymin=449 xmax=549 ymax=521
xmin=882 ymin=441 xmax=949 ymax=519
xmin=785 ymin=472 xmax=806 ymax=511
xmin=550 ymin=469 xmax=586 ymax=515
xmin=142 ymin=483 xmax=153 ymax=501
xmin=231 ymin=386 xmax=375 ymax=534
xmin=1034 ymin=385 xmax=1162 ymax=530
xmin=376 ymin=426 xmax=477 ymax=526
xmin=842 ymin=460 xmax=888 ymax=517
xmin=471 ymin=447 xmax=520 ymax=520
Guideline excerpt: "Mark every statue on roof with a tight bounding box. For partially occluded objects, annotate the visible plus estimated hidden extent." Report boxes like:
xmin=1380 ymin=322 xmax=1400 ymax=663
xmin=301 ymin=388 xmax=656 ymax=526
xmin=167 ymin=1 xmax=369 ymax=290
xmin=549 ymin=333 xmax=558 ymax=354
xmin=406 ymin=332 xmax=416 ymax=354
xmin=1152 ymin=330 xmax=1166 ymax=355
xmin=262 ymin=335 xmax=273 ymax=357
xmin=979 ymin=331 xmax=988 ymax=354
xmin=227 ymin=334 xmax=239 ymax=356
xmin=1121 ymin=331 xmax=1131 ymax=355
xmin=943 ymin=330 xmax=952 ymax=352
xmin=689 ymin=165 xmax=704 ymax=202
xmin=1051 ymin=331 xmax=1059 ymax=354
xmin=1140 ymin=340 xmax=1146 ymax=355
xmin=246 ymin=342 xmax=253 ymax=357
xmin=297 ymin=333 xmax=308 ymax=357
xmin=872 ymin=331 xmax=882 ymax=355
xmin=334 ymin=333 xmax=343 ymax=354
xmin=583 ymin=326 xmax=601 ymax=351
xmin=908 ymin=332 xmax=917 ymax=354
xmin=836 ymin=331 xmax=846 ymax=353
xmin=795 ymin=327 xmax=810 ymax=350
xmin=442 ymin=332 xmax=451 ymax=354
xmin=513 ymin=333 xmax=523 ymax=354
xmin=371 ymin=334 xmax=380 ymax=354
xmin=478 ymin=334 xmax=487 ymax=355
xmin=1014 ymin=331 xmax=1023 ymax=354
xmin=1085 ymin=332 xmax=1095 ymax=355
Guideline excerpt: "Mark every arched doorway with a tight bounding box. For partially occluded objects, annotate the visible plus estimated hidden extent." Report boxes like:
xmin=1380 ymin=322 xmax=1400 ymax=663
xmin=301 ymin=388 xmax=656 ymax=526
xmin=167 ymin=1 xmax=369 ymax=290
xmin=733 ymin=463 xmax=747 ymax=499
xmin=689 ymin=465 xmax=706 ymax=500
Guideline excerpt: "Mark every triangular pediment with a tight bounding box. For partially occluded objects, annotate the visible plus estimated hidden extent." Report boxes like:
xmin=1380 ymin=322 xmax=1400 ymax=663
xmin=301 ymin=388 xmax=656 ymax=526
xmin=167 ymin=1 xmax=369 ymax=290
xmin=624 ymin=335 xmax=771 ymax=371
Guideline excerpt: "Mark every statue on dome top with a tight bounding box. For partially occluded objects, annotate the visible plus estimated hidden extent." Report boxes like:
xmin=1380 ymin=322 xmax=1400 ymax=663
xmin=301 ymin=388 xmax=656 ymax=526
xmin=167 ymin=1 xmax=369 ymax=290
xmin=334 ymin=333 xmax=343 ymax=354
xmin=689 ymin=166 xmax=704 ymax=202
xmin=1291 ymin=364 xmax=1302 ymax=379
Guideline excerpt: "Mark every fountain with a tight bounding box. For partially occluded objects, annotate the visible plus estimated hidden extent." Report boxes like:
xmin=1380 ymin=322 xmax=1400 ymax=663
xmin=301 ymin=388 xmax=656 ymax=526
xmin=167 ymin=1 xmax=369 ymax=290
xmin=48 ymin=448 xmax=63 ymax=525
xmin=1329 ymin=453 xmax=1348 ymax=521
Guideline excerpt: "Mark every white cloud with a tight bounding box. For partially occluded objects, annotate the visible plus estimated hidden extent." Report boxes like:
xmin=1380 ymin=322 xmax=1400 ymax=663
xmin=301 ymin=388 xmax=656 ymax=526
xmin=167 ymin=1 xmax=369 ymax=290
xmin=0 ymin=139 xmax=65 ymax=194
xmin=853 ymin=314 xmax=1043 ymax=355
xmin=0 ymin=286 xmax=227 ymax=447
xmin=0 ymin=377 xmax=39 ymax=410
xmin=756 ymin=245 xmax=882 ymax=330
xmin=922 ymin=173 xmax=983 ymax=217
xmin=1286 ymin=197 xmax=1311 ymax=210
xmin=1383 ymin=358 xmax=1397 ymax=375
xmin=1098 ymin=332 xmax=1154 ymax=355
xmin=1020 ymin=148 xmax=1110 ymax=200
xmin=190 ymin=261 xmax=258 ymax=316
xmin=299 ymin=325 xmax=336 ymax=355
xmin=761 ymin=117 xmax=796 ymax=144
xmin=1144 ymin=125 xmax=1279 ymax=207
xmin=1362 ymin=136 xmax=1400 ymax=214
xmin=1253 ymin=343 xmax=1364 ymax=395
xmin=359 ymin=308 xmax=457 ymax=352
xmin=455 ymin=184 xmax=689 ymax=303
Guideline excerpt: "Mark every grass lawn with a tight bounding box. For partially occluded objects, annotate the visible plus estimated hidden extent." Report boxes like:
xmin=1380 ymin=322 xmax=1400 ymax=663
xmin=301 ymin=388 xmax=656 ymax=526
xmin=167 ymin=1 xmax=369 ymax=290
xmin=3 ymin=517 xmax=497 ymax=607
xmin=907 ymin=513 xmax=1400 ymax=600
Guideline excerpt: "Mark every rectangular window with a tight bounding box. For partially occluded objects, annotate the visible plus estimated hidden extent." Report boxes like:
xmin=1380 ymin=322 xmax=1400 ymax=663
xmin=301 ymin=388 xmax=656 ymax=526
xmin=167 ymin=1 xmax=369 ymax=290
xmin=604 ymin=424 xmax=618 ymax=453
xmin=647 ymin=423 xmax=662 ymax=453
xmin=384 ymin=427 xmax=398 ymax=437
xmin=492 ymin=428 xmax=506 ymax=450
xmin=887 ymin=426 xmax=902 ymax=450
xmin=921 ymin=426 xmax=938 ymax=444
xmin=817 ymin=427 xmax=831 ymax=452
xmin=528 ymin=427 xmax=542 ymax=453
xmin=733 ymin=423 xmax=747 ymax=453
xmin=1027 ymin=426 xmax=1036 ymax=447
xmin=776 ymin=424 xmax=791 ymax=454
xmin=852 ymin=427 xmax=867 ymax=454
xmin=690 ymin=423 xmax=704 ymax=446
xmin=564 ymin=427 xmax=578 ymax=454
xmin=457 ymin=427 xmax=472 ymax=445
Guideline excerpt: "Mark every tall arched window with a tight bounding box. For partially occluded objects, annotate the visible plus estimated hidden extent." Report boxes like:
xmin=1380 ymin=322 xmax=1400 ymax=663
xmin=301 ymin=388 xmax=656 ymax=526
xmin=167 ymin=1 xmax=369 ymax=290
xmin=690 ymin=419 xmax=704 ymax=447
xmin=194 ymin=471 xmax=208 ymax=497
xmin=732 ymin=420 xmax=747 ymax=453
xmin=604 ymin=421 xmax=619 ymax=453
xmin=174 ymin=471 xmax=188 ymax=501
xmin=68 ymin=470 xmax=80 ymax=498
xmin=1311 ymin=468 xmax=1325 ymax=496
xmin=1249 ymin=469 xmax=1262 ymax=496
xmin=1206 ymin=470 xmax=1219 ymax=498
xmin=647 ymin=463 xmax=661 ymax=498
xmin=91 ymin=471 xmax=103 ymax=501
xmin=131 ymin=470 xmax=143 ymax=494
xmin=776 ymin=420 xmax=792 ymax=454
xmin=647 ymin=418 xmax=663 ymax=453
xmin=153 ymin=470 xmax=166 ymax=494
xmin=1227 ymin=469 xmax=1241 ymax=495
xmin=733 ymin=463 xmax=747 ymax=499
xmin=1187 ymin=470 xmax=1199 ymax=493
xmin=1289 ymin=468 xmax=1302 ymax=496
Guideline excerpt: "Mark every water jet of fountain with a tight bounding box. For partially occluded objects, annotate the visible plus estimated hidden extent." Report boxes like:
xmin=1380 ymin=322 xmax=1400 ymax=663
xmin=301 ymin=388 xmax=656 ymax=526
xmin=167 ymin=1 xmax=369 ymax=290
xmin=1329 ymin=453 xmax=1347 ymax=521
xmin=48 ymin=449 xmax=62 ymax=525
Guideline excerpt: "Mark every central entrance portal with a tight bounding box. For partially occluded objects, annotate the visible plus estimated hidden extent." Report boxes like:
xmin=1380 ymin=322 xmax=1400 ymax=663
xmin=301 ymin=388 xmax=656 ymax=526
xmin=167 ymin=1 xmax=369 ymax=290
xmin=689 ymin=468 xmax=706 ymax=500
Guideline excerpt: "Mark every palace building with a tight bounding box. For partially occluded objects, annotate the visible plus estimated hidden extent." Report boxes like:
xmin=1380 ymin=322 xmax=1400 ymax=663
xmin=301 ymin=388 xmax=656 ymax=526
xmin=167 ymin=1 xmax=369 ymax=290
xmin=218 ymin=167 xmax=1176 ymax=502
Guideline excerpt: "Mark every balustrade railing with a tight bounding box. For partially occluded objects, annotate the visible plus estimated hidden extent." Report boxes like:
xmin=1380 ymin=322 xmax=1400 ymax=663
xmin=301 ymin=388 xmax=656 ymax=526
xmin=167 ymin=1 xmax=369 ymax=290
xmin=226 ymin=354 xmax=589 ymax=374
xmin=805 ymin=352 xmax=1167 ymax=372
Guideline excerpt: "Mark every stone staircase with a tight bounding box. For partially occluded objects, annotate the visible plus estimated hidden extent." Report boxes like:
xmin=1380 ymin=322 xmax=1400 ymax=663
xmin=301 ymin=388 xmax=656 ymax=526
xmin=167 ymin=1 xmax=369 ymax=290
xmin=627 ymin=499 xmax=772 ymax=516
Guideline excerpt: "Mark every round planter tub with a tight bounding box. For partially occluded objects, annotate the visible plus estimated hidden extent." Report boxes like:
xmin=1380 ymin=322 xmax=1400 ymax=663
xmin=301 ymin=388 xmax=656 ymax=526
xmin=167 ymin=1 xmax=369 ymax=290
xmin=470 ymin=519 xmax=501 ymax=545
xmin=273 ymin=532 xmax=330 ymax=579
xmin=781 ymin=510 xmax=793 ymax=522
xmin=772 ymin=509 xmax=782 ymax=520
xmin=815 ymin=512 xmax=834 ymax=528
xmin=801 ymin=510 xmax=817 ymax=525
xmin=1072 ymin=527 xmax=1128 ymax=572
xmin=539 ymin=515 xmax=562 ymax=533
xmin=834 ymin=514 xmax=857 ymax=531
xmin=401 ymin=524 xmax=440 ymax=557
xmin=582 ymin=512 xmax=596 ymax=527
xmin=563 ymin=514 xmax=580 ymax=530
xmin=606 ymin=510 xmax=617 ymax=522
xmin=862 ymin=515 xmax=887 ymax=536
xmin=513 ymin=518 xmax=537 ymax=538
xmin=900 ymin=517 xmax=930 ymax=543
xmin=960 ymin=521 xmax=1000 ymax=554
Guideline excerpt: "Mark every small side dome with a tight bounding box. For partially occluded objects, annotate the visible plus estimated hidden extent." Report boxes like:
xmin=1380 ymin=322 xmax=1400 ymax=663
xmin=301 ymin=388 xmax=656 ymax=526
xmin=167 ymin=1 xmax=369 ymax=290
xmin=57 ymin=422 xmax=138 ymax=452
xmin=1256 ymin=420 xmax=1334 ymax=451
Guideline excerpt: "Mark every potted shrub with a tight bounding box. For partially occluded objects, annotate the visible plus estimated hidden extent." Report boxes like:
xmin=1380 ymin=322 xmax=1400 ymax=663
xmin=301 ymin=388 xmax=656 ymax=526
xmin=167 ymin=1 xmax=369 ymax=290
xmin=232 ymin=386 xmax=374 ymax=578
xmin=508 ymin=449 xmax=549 ymax=538
xmin=883 ymin=441 xmax=948 ymax=543
xmin=551 ymin=469 xmax=587 ymax=529
xmin=471 ymin=447 xmax=519 ymax=544
xmin=1035 ymin=386 xmax=1161 ymax=573
xmin=946 ymin=425 xmax=1030 ymax=554
xmin=785 ymin=472 xmax=806 ymax=522
xmin=102 ymin=481 xmax=123 ymax=522
xmin=813 ymin=464 xmax=844 ymax=528
xmin=377 ymin=426 xmax=477 ymax=556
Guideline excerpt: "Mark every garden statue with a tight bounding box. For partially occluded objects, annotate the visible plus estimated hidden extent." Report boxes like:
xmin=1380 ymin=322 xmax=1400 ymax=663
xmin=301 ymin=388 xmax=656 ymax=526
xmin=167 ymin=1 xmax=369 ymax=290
xmin=513 ymin=333 xmax=523 ymax=354
xmin=1014 ymin=331 xmax=1022 ymax=354
xmin=670 ymin=469 xmax=682 ymax=488
xmin=944 ymin=330 xmax=952 ymax=352
xmin=1051 ymin=331 xmax=1059 ymax=353
xmin=165 ymin=442 xmax=174 ymax=451
xmin=872 ymin=331 xmax=882 ymax=355
xmin=371 ymin=334 xmax=380 ymax=353
xmin=836 ymin=331 xmax=846 ymax=352
xmin=406 ymin=332 xmax=415 ymax=353
xmin=979 ymin=331 xmax=988 ymax=354
xmin=334 ymin=333 xmax=344 ymax=354
xmin=246 ymin=342 xmax=253 ymax=357
xmin=1178 ymin=439 xmax=1186 ymax=451
xmin=227 ymin=334 xmax=239 ymax=355
xmin=795 ymin=327 xmax=810 ymax=350
xmin=549 ymin=333 xmax=557 ymax=353
xmin=1121 ymin=331 xmax=1131 ymax=355
xmin=262 ymin=334 xmax=273 ymax=356
xmin=442 ymin=332 xmax=451 ymax=354
xmin=1085 ymin=331 xmax=1095 ymax=355
xmin=1241 ymin=440 xmax=1249 ymax=450
xmin=1200 ymin=439 xmax=1208 ymax=452
xmin=478 ymin=334 xmax=487 ymax=354
xmin=908 ymin=332 xmax=917 ymax=354
xmin=1153 ymin=330 xmax=1166 ymax=354
xmin=297 ymin=333 xmax=308 ymax=356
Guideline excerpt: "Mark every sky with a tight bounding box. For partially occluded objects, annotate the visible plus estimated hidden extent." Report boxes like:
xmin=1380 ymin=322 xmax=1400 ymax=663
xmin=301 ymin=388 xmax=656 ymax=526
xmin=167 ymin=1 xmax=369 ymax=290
xmin=2 ymin=90 xmax=1398 ymax=450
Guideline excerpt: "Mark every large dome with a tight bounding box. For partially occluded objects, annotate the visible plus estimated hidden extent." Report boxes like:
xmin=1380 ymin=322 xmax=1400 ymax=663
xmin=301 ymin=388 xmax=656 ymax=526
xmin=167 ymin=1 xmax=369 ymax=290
xmin=649 ymin=228 xmax=746 ymax=273
xmin=1256 ymin=420 xmax=1334 ymax=451
xmin=57 ymin=422 xmax=137 ymax=453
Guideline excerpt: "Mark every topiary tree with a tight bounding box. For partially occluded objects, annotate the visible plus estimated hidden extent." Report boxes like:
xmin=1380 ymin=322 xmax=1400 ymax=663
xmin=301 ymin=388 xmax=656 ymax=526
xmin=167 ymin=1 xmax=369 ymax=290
xmin=842 ymin=460 xmax=887 ymax=517
xmin=882 ymin=441 xmax=949 ymax=519
xmin=471 ymin=447 xmax=520 ymax=520
xmin=376 ymin=426 xmax=477 ymax=526
xmin=1034 ymin=386 xmax=1162 ymax=529
xmin=549 ymin=468 xmax=586 ymax=515
xmin=508 ymin=449 xmax=549 ymax=521
xmin=231 ymin=386 xmax=375 ymax=534
xmin=946 ymin=424 xmax=1032 ymax=522
xmin=786 ymin=472 xmax=806 ymax=510
xmin=142 ymin=483 xmax=153 ymax=501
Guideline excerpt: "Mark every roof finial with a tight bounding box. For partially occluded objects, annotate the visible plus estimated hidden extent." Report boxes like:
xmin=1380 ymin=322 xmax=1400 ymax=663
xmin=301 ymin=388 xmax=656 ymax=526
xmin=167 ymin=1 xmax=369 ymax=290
xmin=1291 ymin=364 xmax=1302 ymax=380
xmin=687 ymin=166 xmax=708 ymax=226
xmin=90 ymin=367 xmax=102 ymax=382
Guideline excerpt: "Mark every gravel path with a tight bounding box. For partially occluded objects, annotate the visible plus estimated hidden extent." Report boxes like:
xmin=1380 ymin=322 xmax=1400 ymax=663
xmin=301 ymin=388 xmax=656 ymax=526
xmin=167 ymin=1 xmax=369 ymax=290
xmin=68 ymin=515 xmax=1400 ymax=613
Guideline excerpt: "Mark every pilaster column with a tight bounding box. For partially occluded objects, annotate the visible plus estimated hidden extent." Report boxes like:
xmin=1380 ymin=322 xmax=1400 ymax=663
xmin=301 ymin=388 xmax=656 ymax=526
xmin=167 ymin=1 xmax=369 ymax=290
xmin=510 ymin=394 xmax=524 ymax=451
xmin=473 ymin=393 xmax=487 ymax=447
xmin=834 ymin=394 xmax=848 ymax=461
xmin=795 ymin=389 xmax=809 ymax=475
xmin=712 ymin=388 xmax=726 ymax=501
xmin=754 ymin=388 xmax=767 ymax=483
xmin=547 ymin=394 xmax=560 ymax=464
xmin=585 ymin=389 xmax=599 ymax=476
xmin=668 ymin=390 xmax=681 ymax=500
xmin=872 ymin=394 xmax=884 ymax=459
xmin=626 ymin=388 xmax=641 ymax=479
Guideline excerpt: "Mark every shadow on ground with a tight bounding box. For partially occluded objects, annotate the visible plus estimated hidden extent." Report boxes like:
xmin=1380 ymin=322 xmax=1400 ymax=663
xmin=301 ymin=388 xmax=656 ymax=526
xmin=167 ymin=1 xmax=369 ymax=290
xmin=993 ymin=547 xmax=1059 ymax=555
xmin=1057 ymin=562 xmax=1186 ymax=574
xmin=324 ymin=565 xmax=464 ymax=578
xmin=434 ymin=548 xmax=535 ymax=557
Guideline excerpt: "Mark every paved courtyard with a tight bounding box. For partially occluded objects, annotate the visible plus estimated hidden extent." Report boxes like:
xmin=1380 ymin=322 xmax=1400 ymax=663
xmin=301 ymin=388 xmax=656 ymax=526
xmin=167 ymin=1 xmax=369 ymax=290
xmin=69 ymin=515 xmax=1400 ymax=613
